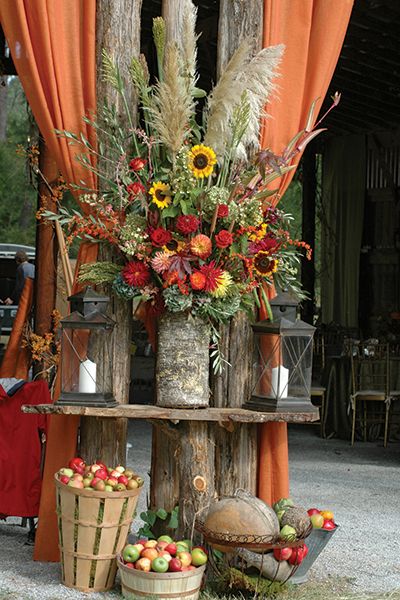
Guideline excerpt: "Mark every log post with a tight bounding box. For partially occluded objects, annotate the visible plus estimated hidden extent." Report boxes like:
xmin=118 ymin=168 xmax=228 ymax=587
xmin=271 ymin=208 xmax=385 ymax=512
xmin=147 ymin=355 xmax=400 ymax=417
xmin=149 ymin=0 xmax=263 ymax=534
xmin=79 ymin=0 xmax=143 ymax=466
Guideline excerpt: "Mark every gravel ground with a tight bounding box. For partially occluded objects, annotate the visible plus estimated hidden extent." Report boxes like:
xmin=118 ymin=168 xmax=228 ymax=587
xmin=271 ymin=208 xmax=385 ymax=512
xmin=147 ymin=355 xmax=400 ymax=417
xmin=0 ymin=420 xmax=399 ymax=598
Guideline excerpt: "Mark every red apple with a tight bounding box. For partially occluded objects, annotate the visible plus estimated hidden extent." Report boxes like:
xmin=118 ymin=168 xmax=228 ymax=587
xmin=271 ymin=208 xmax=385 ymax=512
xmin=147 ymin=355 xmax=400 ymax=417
xmin=157 ymin=541 xmax=169 ymax=551
xmin=118 ymin=475 xmax=129 ymax=486
xmin=165 ymin=543 xmax=177 ymax=556
xmin=68 ymin=457 xmax=85 ymax=474
xmin=273 ymin=547 xmax=292 ymax=561
xmin=95 ymin=461 xmax=108 ymax=471
xmin=90 ymin=477 xmax=101 ymax=488
xmin=95 ymin=468 xmax=108 ymax=481
xmin=110 ymin=470 xmax=121 ymax=478
xmin=95 ymin=480 xmax=106 ymax=492
xmin=141 ymin=548 xmax=159 ymax=561
xmin=135 ymin=557 xmax=151 ymax=572
xmin=169 ymin=558 xmax=182 ymax=572
xmin=125 ymin=562 xmax=135 ymax=569
xmin=177 ymin=551 xmax=192 ymax=568
xmin=59 ymin=475 xmax=70 ymax=485
xmin=307 ymin=508 xmax=321 ymax=516
xmin=288 ymin=547 xmax=305 ymax=565
xmin=322 ymin=519 xmax=336 ymax=530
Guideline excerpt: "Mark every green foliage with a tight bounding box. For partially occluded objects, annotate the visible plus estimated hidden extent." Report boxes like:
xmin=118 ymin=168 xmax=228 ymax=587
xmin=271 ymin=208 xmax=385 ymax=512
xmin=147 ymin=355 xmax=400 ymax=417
xmin=137 ymin=505 xmax=179 ymax=540
xmin=0 ymin=78 xmax=37 ymax=246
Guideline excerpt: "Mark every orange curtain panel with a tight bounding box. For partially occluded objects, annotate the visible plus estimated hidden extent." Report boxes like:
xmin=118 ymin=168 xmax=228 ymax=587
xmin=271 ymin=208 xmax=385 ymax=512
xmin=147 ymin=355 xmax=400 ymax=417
xmin=0 ymin=278 xmax=34 ymax=379
xmin=0 ymin=0 xmax=97 ymax=561
xmin=258 ymin=0 xmax=353 ymax=505
xmin=262 ymin=0 xmax=354 ymax=202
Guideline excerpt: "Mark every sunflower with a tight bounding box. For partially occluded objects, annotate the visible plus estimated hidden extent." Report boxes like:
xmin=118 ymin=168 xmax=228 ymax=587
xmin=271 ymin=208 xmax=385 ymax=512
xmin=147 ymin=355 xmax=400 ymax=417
xmin=149 ymin=182 xmax=172 ymax=209
xmin=188 ymin=145 xmax=217 ymax=178
xmin=254 ymin=252 xmax=278 ymax=277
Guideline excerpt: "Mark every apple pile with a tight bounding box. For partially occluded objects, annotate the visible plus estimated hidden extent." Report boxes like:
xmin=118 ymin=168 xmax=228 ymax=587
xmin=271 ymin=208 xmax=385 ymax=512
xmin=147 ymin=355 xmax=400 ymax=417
xmin=56 ymin=457 xmax=144 ymax=492
xmin=307 ymin=508 xmax=337 ymax=531
xmin=273 ymin=543 xmax=308 ymax=566
xmin=121 ymin=535 xmax=208 ymax=573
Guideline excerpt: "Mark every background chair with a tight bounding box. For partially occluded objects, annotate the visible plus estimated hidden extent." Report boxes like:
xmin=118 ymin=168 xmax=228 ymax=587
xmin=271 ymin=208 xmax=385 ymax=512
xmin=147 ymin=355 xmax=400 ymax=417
xmin=350 ymin=342 xmax=391 ymax=447
xmin=311 ymin=331 xmax=327 ymax=437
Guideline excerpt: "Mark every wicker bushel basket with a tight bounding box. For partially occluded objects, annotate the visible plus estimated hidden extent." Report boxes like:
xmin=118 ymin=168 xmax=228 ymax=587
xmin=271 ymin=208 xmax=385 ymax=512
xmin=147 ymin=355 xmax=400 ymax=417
xmin=55 ymin=477 xmax=141 ymax=592
xmin=117 ymin=555 xmax=206 ymax=600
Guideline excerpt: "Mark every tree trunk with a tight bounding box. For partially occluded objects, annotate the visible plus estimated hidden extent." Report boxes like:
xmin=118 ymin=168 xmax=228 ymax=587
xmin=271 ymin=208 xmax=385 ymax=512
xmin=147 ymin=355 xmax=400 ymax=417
xmin=156 ymin=313 xmax=210 ymax=408
xmin=217 ymin=0 xmax=263 ymax=79
xmin=79 ymin=0 xmax=143 ymax=467
xmin=0 ymin=77 xmax=8 ymax=141
xmin=33 ymin=139 xmax=59 ymax=378
xmin=208 ymin=0 xmax=264 ymax=497
xmin=211 ymin=313 xmax=258 ymax=496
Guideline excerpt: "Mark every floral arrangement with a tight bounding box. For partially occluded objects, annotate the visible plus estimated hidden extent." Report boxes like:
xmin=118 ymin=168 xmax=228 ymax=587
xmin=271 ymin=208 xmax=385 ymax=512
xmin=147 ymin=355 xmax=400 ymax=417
xmin=42 ymin=3 xmax=338 ymax=370
xmin=22 ymin=309 xmax=61 ymax=385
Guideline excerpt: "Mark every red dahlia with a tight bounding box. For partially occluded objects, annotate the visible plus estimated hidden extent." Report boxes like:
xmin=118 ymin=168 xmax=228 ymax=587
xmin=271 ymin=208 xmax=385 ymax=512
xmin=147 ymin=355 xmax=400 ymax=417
xmin=129 ymin=157 xmax=147 ymax=171
xmin=150 ymin=227 xmax=172 ymax=246
xmin=176 ymin=214 xmax=200 ymax=235
xmin=199 ymin=261 xmax=223 ymax=292
xmin=215 ymin=229 xmax=233 ymax=249
xmin=122 ymin=261 xmax=151 ymax=287
xmin=127 ymin=181 xmax=145 ymax=199
xmin=217 ymin=204 xmax=229 ymax=218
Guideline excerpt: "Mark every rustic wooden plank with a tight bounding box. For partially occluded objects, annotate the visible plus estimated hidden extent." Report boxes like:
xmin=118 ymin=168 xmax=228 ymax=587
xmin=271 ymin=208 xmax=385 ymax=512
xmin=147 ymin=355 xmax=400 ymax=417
xmin=21 ymin=403 xmax=319 ymax=423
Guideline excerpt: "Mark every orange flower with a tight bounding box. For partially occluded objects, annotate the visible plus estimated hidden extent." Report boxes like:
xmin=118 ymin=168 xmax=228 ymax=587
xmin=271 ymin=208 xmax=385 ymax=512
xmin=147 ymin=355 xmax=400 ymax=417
xmin=190 ymin=234 xmax=212 ymax=260
xmin=190 ymin=271 xmax=207 ymax=291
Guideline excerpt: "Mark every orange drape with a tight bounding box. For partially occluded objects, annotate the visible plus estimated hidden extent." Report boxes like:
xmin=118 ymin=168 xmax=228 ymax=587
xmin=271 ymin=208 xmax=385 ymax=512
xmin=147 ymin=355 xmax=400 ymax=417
xmin=258 ymin=0 xmax=353 ymax=505
xmin=0 ymin=278 xmax=34 ymax=379
xmin=0 ymin=0 xmax=97 ymax=561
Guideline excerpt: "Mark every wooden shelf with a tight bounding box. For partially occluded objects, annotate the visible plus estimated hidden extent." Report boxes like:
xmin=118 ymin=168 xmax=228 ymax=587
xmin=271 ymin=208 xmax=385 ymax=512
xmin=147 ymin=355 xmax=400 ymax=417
xmin=21 ymin=403 xmax=319 ymax=423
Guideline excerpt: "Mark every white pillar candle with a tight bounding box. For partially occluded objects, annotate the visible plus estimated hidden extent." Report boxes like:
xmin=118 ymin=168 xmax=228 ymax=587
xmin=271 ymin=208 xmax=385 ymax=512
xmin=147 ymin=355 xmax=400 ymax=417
xmin=271 ymin=365 xmax=289 ymax=398
xmin=79 ymin=358 xmax=97 ymax=394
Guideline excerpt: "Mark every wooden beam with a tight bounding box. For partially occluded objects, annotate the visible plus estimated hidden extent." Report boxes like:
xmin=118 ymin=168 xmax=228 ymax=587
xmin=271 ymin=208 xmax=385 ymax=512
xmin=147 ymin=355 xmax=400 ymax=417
xmin=301 ymin=146 xmax=316 ymax=325
xmin=21 ymin=403 xmax=319 ymax=423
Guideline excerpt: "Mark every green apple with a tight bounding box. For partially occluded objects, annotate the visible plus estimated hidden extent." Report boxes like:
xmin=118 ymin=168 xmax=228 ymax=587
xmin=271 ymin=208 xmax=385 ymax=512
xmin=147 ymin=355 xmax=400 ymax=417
xmin=122 ymin=544 xmax=140 ymax=563
xmin=151 ymin=557 xmax=169 ymax=573
xmin=310 ymin=513 xmax=324 ymax=528
xmin=191 ymin=547 xmax=208 ymax=567
xmin=280 ymin=525 xmax=297 ymax=541
xmin=176 ymin=542 xmax=189 ymax=553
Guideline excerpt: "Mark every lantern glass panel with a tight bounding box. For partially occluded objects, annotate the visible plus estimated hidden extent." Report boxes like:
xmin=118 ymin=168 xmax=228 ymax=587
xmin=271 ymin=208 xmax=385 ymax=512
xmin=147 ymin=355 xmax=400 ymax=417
xmin=250 ymin=321 xmax=315 ymax=411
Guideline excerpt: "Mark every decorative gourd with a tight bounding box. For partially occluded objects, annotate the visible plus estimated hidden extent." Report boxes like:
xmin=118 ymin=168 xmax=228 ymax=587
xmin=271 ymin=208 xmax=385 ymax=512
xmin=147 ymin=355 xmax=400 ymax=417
xmin=279 ymin=506 xmax=311 ymax=537
xmin=203 ymin=489 xmax=279 ymax=551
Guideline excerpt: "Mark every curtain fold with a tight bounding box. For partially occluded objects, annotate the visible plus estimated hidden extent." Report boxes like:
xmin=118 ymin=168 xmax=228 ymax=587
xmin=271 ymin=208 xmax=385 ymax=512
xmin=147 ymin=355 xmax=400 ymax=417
xmin=262 ymin=0 xmax=354 ymax=202
xmin=258 ymin=0 xmax=354 ymax=506
xmin=320 ymin=135 xmax=366 ymax=327
xmin=0 ymin=0 xmax=97 ymax=561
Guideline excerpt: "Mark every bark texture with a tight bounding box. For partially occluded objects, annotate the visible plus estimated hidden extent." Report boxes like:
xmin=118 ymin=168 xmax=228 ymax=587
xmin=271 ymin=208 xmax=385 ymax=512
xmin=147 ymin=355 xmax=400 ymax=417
xmin=156 ymin=313 xmax=210 ymax=408
xmin=79 ymin=0 xmax=143 ymax=466
xmin=217 ymin=0 xmax=263 ymax=79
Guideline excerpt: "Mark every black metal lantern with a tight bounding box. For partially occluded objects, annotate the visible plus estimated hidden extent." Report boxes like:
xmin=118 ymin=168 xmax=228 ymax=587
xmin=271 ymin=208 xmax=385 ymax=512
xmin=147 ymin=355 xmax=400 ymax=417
xmin=56 ymin=287 xmax=117 ymax=407
xmin=270 ymin=288 xmax=299 ymax=322
xmin=244 ymin=317 xmax=316 ymax=412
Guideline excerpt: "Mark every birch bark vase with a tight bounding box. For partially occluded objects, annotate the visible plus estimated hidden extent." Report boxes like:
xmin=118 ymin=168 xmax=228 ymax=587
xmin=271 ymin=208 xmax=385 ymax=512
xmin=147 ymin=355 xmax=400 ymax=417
xmin=156 ymin=312 xmax=210 ymax=407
